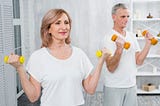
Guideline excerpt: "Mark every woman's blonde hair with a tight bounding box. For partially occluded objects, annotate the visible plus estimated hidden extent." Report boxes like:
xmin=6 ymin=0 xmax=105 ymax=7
xmin=40 ymin=9 xmax=72 ymax=47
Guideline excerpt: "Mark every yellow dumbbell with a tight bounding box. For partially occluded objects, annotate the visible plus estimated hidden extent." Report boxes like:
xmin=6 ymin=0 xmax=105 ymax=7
xmin=96 ymin=50 xmax=102 ymax=58
xmin=96 ymin=50 xmax=112 ymax=58
xmin=142 ymin=30 xmax=158 ymax=45
xmin=4 ymin=56 xmax=25 ymax=64
xmin=111 ymin=34 xmax=131 ymax=50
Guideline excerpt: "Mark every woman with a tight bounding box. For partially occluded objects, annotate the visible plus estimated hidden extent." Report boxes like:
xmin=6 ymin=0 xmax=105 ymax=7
xmin=7 ymin=9 xmax=110 ymax=106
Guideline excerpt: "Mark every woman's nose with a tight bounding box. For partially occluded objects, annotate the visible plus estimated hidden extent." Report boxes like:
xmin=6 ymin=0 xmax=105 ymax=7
xmin=61 ymin=23 xmax=67 ymax=29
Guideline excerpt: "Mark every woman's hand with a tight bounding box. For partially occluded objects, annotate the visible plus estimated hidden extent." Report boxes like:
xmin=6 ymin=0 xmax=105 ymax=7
xmin=7 ymin=53 xmax=23 ymax=70
xmin=101 ymin=48 xmax=112 ymax=60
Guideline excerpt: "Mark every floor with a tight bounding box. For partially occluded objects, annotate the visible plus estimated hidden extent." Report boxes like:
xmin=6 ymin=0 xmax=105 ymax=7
xmin=18 ymin=92 xmax=160 ymax=106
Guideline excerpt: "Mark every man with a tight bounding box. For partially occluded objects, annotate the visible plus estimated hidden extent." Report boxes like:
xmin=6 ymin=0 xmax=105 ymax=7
xmin=102 ymin=3 xmax=153 ymax=106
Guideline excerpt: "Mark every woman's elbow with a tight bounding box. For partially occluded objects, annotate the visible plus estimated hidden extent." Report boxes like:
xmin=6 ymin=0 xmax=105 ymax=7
xmin=84 ymin=85 xmax=96 ymax=95
xmin=85 ymin=89 xmax=96 ymax=95
xmin=28 ymin=93 xmax=40 ymax=103
xmin=29 ymin=96 xmax=39 ymax=103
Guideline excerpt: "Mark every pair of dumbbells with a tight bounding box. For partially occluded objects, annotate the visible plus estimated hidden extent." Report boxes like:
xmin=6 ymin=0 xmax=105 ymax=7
xmin=96 ymin=30 xmax=159 ymax=58
xmin=110 ymin=30 xmax=158 ymax=49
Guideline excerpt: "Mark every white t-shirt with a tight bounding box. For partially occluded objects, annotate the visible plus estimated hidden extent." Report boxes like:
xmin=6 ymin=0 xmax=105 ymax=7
xmin=26 ymin=46 xmax=93 ymax=106
xmin=101 ymin=29 xmax=141 ymax=88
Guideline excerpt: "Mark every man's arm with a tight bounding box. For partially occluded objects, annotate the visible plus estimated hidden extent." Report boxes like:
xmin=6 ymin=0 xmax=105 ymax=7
xmin=105 ymin=37 xmax=124 ymax=73
xmin=136 ymin=42 xmax=151 ymax=65
xmin=136 ymin=32 xmax=152 ymax=65
xmin=105 ymin=47 xmax=123 ymax=73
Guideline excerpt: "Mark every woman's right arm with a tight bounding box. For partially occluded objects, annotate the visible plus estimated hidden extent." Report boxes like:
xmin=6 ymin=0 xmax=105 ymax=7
xmin=8 ymin=54 xmax=41 ymax=103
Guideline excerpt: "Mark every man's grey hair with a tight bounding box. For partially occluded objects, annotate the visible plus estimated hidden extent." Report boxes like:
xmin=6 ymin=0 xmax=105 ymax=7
xmin=112 ymin=3 xmax=128 ymax=15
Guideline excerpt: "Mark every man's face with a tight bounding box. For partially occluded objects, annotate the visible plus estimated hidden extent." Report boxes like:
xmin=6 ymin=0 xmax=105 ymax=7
xmin=112 ymin=8 xmax=130 ymax=29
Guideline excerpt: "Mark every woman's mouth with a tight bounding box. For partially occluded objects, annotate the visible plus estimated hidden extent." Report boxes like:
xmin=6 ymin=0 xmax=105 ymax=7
xmin=59 ymin=32 xmax=67 ymax=35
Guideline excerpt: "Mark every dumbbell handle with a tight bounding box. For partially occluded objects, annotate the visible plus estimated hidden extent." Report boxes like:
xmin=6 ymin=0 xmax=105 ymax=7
xmin=142 ymin=30 xmax=158 ymax=45
xmin=4 ymin=56 xmax=25 ymax=64
xmin=111 ymin=34 xmax=130 ymax=50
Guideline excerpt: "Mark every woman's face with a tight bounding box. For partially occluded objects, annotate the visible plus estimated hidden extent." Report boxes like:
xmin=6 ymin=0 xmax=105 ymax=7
xmin=49 ymin=13 xmax=70 ymax=42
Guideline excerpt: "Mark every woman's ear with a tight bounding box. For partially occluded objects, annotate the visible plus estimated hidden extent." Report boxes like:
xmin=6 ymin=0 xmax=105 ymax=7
xmin=48 ymin=28 xmax=51 ymax=34
xmin=48 ymin=24 xmax=52 ymax=34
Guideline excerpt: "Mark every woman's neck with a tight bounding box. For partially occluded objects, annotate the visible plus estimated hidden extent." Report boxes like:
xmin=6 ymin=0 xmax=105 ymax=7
xmin=49 ymin=41 xmax=67 ymax=49
xmin=47 ymin=41 xmax=72 ymax=60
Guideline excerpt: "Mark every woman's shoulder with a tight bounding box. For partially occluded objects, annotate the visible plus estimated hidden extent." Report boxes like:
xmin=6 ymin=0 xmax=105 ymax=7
xmin=72 ymin=45 xmax=87 ymax=56
xmin=72 ymin=46 xmax=84 ymax=52
xmin=27 ymin=48 xmax=47 ymax=63
xmin=30 ymin=47 xmax=47 ymax=57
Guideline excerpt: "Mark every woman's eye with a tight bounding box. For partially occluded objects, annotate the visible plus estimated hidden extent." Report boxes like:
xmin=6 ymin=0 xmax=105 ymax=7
xmin=55 ymin=22 xmax=60 ymax=25
xmin=65 ymin=21 xmax=69 ymax=24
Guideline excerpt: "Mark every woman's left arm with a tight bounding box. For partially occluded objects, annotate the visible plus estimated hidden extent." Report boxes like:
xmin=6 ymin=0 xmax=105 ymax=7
xmin=82 ymin=49 xmax=111 ymax=94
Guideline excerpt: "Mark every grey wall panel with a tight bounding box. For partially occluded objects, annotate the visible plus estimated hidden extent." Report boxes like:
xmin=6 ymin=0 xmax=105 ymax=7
xmin=0 ymin=4 xmax=7 ymax=106
xmin=0 ymin=0 xmax=17 ymax=106
xmin=0 ymin=65 xmax=6 ymax=106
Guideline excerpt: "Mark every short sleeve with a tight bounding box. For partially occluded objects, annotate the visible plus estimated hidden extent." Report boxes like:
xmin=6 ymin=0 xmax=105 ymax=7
xmin=26 ymin=52 xmax=43 ymax=83
xmin=80 ymin=50 xmax=93 ymax=79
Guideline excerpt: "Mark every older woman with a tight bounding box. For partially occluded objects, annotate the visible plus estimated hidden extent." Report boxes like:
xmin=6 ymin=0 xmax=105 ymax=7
xmin=7 ymin=9 xmax=110 ymax=106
